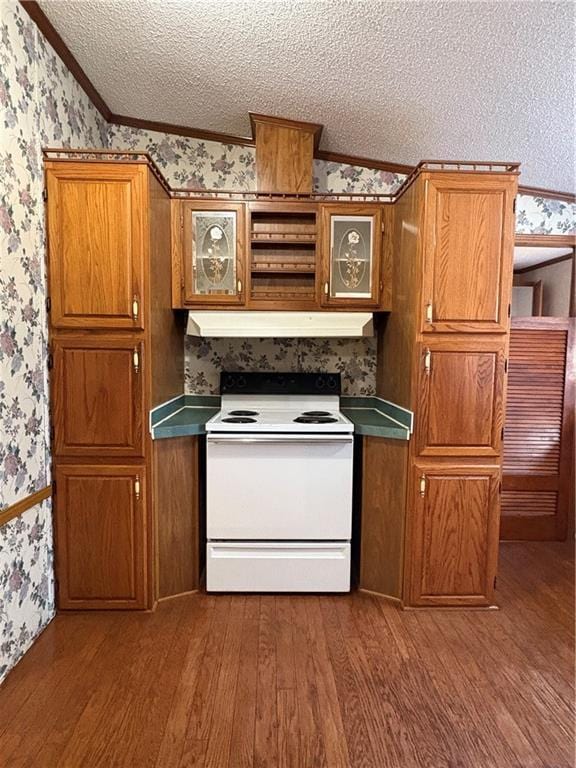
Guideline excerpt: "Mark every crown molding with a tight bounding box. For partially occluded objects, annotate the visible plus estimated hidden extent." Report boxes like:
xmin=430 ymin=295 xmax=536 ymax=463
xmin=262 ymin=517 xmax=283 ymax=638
xmin=514 ymin=251 xmax=574 ymax=274
xmin=515 ymin=234 xmax=576 ymax=248
xmin=20 ymin=1 xmax=111 ymax=120
xmin=315 ymin=150 xmax=414 ymax=176
xmin=19 ymin=0 xmax=575 ymax=203
xmin=110 ymin=113 xmax=255 ymax=147
xmin=517 ymin=184 xmax=576 ymax=203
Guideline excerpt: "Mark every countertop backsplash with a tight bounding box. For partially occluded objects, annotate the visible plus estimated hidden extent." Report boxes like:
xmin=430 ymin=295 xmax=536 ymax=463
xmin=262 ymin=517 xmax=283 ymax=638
xmin=184 ymin=336 xmax=377 ymax=397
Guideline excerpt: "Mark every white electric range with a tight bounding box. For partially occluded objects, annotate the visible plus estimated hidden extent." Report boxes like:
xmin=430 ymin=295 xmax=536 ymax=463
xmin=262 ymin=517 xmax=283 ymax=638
xmin=205 ymin=372 xmax=354 ymax=592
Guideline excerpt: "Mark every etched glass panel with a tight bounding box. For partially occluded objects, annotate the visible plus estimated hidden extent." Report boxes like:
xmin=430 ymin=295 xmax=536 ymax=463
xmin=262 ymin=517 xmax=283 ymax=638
xmin=192 ymin=211 xmax=237 ymax=295
xmin=330 ymin=215 xmax=373 ymax=299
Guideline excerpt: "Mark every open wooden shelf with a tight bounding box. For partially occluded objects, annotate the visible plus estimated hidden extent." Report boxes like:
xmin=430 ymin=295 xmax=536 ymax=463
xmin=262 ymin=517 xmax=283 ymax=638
xmin=251 ymin=272 xmax=316 ymax=302
xmin=251 ymin=265 xmax=316 ymax=275
xmin=251 ymin=211 xmax=316 ymax=238
xmin=249 ymin=211 xmax=318 ymax=302
xmin=251 ymin=234 xmax=316 ymax=244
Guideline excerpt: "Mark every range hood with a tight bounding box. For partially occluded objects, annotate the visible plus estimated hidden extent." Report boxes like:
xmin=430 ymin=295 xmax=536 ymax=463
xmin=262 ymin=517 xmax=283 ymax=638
xmin=186 ymin=311 xmax=374 ymax=338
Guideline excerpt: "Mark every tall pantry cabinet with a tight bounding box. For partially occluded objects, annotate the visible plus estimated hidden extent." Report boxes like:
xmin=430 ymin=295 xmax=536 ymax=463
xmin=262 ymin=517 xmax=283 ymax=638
xmin=369 ymin=167 xmax=517 ymax=607
xmin=45 ymin=158 xmax=185 ymax=609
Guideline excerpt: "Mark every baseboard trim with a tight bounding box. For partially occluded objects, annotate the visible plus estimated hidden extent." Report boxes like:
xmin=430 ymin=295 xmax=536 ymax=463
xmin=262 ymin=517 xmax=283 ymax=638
xmin=0 ymin=486 xmax=52 ymax=528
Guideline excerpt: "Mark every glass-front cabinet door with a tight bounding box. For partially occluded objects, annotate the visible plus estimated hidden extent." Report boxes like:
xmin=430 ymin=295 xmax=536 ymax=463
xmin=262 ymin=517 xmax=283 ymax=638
xmin=320 ymin=205 xmax=382 ymax=307
xmin=182 ymin=201 xmax=246 ymax=304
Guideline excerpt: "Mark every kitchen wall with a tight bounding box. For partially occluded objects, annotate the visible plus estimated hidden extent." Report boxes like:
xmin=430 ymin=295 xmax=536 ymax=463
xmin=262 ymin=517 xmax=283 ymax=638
xmin=107 ymin=124 xmax=576 ymax=397
xmin=2 ymin=4 xmax=574 ymax=683
xmin=107 ymin=124 xmax=576 ymax=235
xmin=514 ymin=259 xmax=573 ymax=316
xmin=106 ymin=123 xmax=256 ymax=190
xmin=516 ymin=194 xmax=576 ymax=235
xmin=185 ymin=337 xmax=377 ymax=397
xmin=0 ymin=1 xmax=107 ymax=683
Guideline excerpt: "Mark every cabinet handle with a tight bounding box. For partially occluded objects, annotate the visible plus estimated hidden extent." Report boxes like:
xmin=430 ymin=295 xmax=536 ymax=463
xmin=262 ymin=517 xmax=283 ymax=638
xmin=134 ymin=476 xmax=141 ymax=501
xmin=425 ymin=301 xmax=433 ymax=323
xmin=379 ymin=281 xmax=383 ymax=292
xmin=132 ymin=296 xmax=140 ymax=321
xmin=423 ymin=348 xmax=431 ymax=375
xmin=133 ymin=349 xmax=140 ymax=374
xmin=237 ymin=279 xmax=242 ymax=294
xmin=324 ymin=281 xmax=329 ymax=296
xmin=419 ymin=475 xmax=426 ymax=497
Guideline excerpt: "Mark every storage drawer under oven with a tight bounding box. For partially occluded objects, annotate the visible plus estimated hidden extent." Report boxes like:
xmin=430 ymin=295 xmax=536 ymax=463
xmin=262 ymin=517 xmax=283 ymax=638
xmin=206 ymin=542 xmax=351 ymax=592
xmin=206 ymin=434 xmax=353 ymax=540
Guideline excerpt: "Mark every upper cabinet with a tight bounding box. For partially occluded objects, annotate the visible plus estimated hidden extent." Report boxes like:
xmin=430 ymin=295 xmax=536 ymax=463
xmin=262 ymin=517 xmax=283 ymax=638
xmin=420 ymin=173 xmax=516 ymax=333
xmin=320 ymin=204 xmax=383 ymax=308
xmin=46 ymin=163 xmax=147 ymax=330
xmin=180 ymin=200 xmax=246 ymax=305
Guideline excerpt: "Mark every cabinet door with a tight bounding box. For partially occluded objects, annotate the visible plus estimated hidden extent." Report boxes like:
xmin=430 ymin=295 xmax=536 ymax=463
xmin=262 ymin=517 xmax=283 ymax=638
xmin=320 ymin=205 xmax=382 ymax=307
xmin=415 ymin=337 xmax=506 ymax=457
xmin=55 ymin=465 xmax=147 ymax=609
xmin=181 ymin=201 xmax=246 ymax=305
xmin=52 ymin=337 xmax=144 ymax=458
xmin=46 ymin=163 xmax=146 ymax=330
xmin=421 ymin=174 xmax=516 ymax=332
xmin=406 ymin=465 xmax=500 ymax=606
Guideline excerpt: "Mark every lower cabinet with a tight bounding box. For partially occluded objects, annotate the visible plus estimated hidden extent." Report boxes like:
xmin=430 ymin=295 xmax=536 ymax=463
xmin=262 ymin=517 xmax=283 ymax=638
xmin=405 ymin=464 xmax=500 ymax=607
xmin=54 ymin=464 xmax=147 ymax=609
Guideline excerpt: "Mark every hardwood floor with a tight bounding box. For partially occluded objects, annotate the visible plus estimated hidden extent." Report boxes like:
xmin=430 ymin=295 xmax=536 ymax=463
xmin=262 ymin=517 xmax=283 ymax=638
xmin=0 ymin=541 xmax=573 ymax=767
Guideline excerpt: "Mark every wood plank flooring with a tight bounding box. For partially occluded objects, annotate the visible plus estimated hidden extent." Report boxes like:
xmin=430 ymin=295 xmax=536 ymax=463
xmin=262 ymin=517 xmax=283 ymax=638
xmin=0 ymin=541 xmax=573 ymax=767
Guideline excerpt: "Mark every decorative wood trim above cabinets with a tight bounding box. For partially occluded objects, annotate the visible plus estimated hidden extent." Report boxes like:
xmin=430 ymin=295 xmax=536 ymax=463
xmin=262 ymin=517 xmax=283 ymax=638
xmin=21 ymin=4 xmax=570 ymax=201
xmin=0 ymin=486 xmax=52 ymax=529
xmin=515 ymin=234 xmax=576 ymax=248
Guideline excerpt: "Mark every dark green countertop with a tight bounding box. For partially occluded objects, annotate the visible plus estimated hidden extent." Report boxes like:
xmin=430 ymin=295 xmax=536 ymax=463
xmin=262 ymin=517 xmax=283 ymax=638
xmin=151 ymin=395 xmax=412 ymax=441
xmin=152 ymin=407 xmax=219 ymax=439
xmin=342 ymin=407 xmax=410 ymax=440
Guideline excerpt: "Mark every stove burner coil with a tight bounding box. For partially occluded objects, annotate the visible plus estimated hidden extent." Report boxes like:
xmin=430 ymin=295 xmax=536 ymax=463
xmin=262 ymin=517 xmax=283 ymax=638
xmin=222 ymin=417 xmax=257 ymax=423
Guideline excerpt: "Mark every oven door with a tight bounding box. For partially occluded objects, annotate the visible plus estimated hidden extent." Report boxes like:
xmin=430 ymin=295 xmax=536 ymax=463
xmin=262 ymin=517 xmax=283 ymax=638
xmin=206 ymin=433 xmax=353 ymax=540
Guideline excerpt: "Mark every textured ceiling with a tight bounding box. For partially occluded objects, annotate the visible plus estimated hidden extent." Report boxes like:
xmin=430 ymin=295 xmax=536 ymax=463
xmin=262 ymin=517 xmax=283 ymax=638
xmin=38 ymin=0 xmax=575 ymax=191
xmin=514 ymin=246 xmax=573 ymax=269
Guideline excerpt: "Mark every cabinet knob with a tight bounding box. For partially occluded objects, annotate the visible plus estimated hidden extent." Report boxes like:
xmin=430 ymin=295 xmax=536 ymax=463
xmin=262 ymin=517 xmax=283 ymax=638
xmin=423 ymin=348 xmax=431 ymax=375
xmin=419 ymin=475 xmax=426 ymax=497
xmin=324 ymin=281 xmax=329 ymax=296
xmin=134 ymin=476 xmax=141 ymax=501
xmin=237 ymin=279 xmax=243 ymax=294
xmin=425 ymin=301 xmax=433 ymax=324
xmin=132 ymin=296 xmax=140 ymax=321
xmin=133 ymin=348 xmax=140 ymax=374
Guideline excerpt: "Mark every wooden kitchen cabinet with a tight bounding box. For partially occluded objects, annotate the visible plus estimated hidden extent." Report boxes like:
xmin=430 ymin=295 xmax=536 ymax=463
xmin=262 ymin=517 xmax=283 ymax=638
xmin=51 ymin=336 xmax=144 ymax=458
xmin=320 ymin=204 xmax=382 ymax=307
xmin=46 ymin=156 xmax=185 ymax=610
xmin=405 ymin=465 xmax=500 ymax=607
xmin=46 ymin=163 xmax=147 ymax=330
xmin=373 ymin=164 xmax=518 ymax=608
xmin=179 ymin=200 xmax=246 ymax=305
xmin=420 ymin=174 xmax=515 ymax=333
xmin=414 ymin=336 xmax=506 ymax=458
xmin=54 ymin=464 xmax=147 ymax=610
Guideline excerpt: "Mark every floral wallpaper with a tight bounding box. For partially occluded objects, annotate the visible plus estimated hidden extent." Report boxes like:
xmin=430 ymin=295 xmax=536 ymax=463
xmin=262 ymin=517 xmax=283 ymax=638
xmin=107 ymin=123 xmax=256 ymax=191
xmin=2 ymin=0 xmax=574 ymax=688
xmin=515 ymin=194 xmax=576 ymax=235
xmin=313 ymin=159 xmax=406 ymax=195
xmin=0 ymin=0 xmax=107 ymax=685
xmin=185 ymin=336 xmax=377 ymax=397
xmin=106 ymin=130 xmax=575 ymax=234
xmin=0 ymin=501 xmax=53 ymax=681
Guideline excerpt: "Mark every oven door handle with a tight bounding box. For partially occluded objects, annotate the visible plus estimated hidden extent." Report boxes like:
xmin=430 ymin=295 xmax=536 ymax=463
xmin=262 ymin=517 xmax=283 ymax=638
xmin=207 ymin=437 xmax=353 ymax=445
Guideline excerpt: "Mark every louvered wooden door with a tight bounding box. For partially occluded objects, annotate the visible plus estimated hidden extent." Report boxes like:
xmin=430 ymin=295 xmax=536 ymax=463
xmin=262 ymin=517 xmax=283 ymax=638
xmin=501 ymin=320 xmax=575 ymax=540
